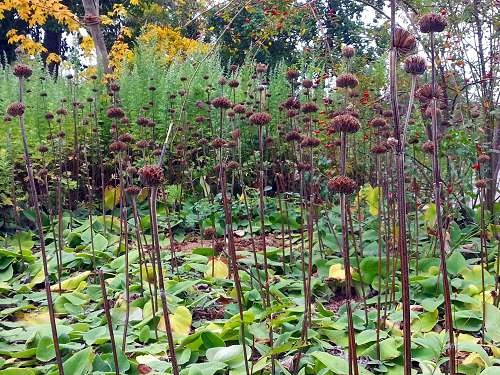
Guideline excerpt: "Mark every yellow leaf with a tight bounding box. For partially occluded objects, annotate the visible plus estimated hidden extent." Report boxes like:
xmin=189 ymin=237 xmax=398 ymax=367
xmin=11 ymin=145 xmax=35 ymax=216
xmin=103 ymin=186 xmax=121 ymax=210
xmin=51 ymin=271 xmax=91 ymax=291
xmin=159 ymin=306 xmax=192 ymax=336
xmin=328 ymin=263 xmax=352 ymax=281
xmin=205 ymin=257 xmax=229 ymax=279
xmin=462 ymin=352 xmax=487 ymax=367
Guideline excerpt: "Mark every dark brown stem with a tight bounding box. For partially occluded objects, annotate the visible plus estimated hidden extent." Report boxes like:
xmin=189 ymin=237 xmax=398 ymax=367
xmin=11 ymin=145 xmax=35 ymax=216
xmin=340 ymin=131 xmax=359 ymax=375
xmin=98 ymin=270 xmax=120 ymax=375
xmin=389 ymin=1 xmax=412 ymax=372
xmin=150 ymin=187 xmax=179 ymax=375
xmin=220 ymin=168 xmax=251 ymax=375
xmin=18 ymin=77 xmax=64 ymax=375
xmin=429 ymin=32 xmax=456 ymax=375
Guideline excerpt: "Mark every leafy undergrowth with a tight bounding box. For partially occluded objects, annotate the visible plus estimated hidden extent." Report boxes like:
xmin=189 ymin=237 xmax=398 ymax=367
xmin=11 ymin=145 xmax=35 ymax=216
xmin=0 ymin=199 xmax=498 ymax=375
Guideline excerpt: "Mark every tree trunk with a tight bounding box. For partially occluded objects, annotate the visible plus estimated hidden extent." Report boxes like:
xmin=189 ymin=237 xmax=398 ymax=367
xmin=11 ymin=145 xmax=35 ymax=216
xmin=81 ymin=0 xmax=110 ymax=73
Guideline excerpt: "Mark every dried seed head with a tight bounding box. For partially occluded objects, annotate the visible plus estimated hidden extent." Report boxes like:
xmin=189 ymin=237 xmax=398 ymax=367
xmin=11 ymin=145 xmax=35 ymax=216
xmin=226 ymin=160 xmax=240 ymax=170
xmin=422 ymin=140 xmax=434 ymax=154
xmin=211 ymin=96 xmax=232 ymax=109
xmin=106 ymin=107 xmax=125 ymax=119
xmin=328 ymin=175 xmax=358 ymax=194
xmin=301 ymin=102 xmax=318 ymax=113
xmin=109 ymin=140 xmax=128 ymax=153
xmin=297 ymin=162 xmax=312 ymax=171
xmin=300 ymin=136 xmax=321 ymax=148
xmin=386 ymin=137 xmax=399 ymax=148
xmin=415 ymin=84 xmax=444 ymax=105
xmin=286 ymin=69 xmax=300 ymax=81
xmin=331 ymin=114 xmax=360 ymax=133
xmin=109 ymin=82 xmax=120 ymax=92
xmin=7 ymin=102 xmax=25 ymax=117
xmin=393 ymin=27 xmax=416 ymax=55
xmin=474 ymin=179 xmax=489 ymax=189
xmin=249 ymin=112 xmax=272 ymax=126
xmin=218 ymin=77 xmax=227 ymax=86
xmin=211 ymin=138 xmax=227 ymax=148
xmin=228 ymin=79 xmax=239 ymax=88
xmin=255 ymin=63 xmax=268 ymax=73
xmin=38 ymin=144 xmax=49 ymax=153
xmin=336 ymin=73 xmax=359 ymax=88
xmin=342 ymin=45 xmax=356 ymax=58
xmin=371 ymin=142 xmax=388 ymax=154
xmin=369 ymin=117 xmax=387 ymax=128
xmin=13 ymin=64 xmax=33 ymax=79
xmin=231 ymin=129 xmax=241 ymax=140
xmin=419 ymin=13 xmax=447 ymax=33
xmin=118 ymin=133 xmax=134 ymax=143
xmin=477 ymin=154 xmax=490 ymax=164
xmin=125 ymin=186 xmax=142 ymax=196
xmin=302 ymin=79 xmax=314 ymax=89
xmin=233 ymin=104 xmax=246 ymax=114
xmin=136 ymin=140 xmax=149 ymax=149
xmin=285 ymin=130 xmax=302 ymax=143
xmin=404 ymin=55 xmax=427 ymax=75
xmin=203 ymin=227 xmax=216 ymax=239
xmin=138 ymin=165 xmax=164 ymax=187
xmin=283 ymin=97 xmax=301 ymax=110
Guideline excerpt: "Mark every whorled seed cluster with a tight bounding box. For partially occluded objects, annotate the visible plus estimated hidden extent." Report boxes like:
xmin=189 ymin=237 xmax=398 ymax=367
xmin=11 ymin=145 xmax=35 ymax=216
xmin=285 ymin=130 xmax=302 ymax=143
xmin=109 ymin=140 xmax=128 ymax=153
xmin=13 ymin=64 xmax=33 ymax=79
xmin=421 ymin=140 xmax=434 ymax=154
xmin=7 ymin=102 xmax=25 ymax=117
xmin=331 ymin=114 xmax=360 ymax=133
xmin=404 ymin=55 xmax=427 ymax=76
xmin=415 ymin=84 xmax=445 ymax=106
xmin=336 ymin=73 xmax=359 ymax=89
xmin=328 ymin=176 xmax=358 ymax=195
xmin=393 ymin=27 xmax=416 ymax=55
xmin=300 ymin=136 xmax=320 ymax=148
xmin=125 ymin=186 xmax=141 ymax=196
xmin=301 ymin=102 xmax=318 ymax=113
xmin=369 ymin=117 xmax=387 ymax=128
xmin=286 ymin=69 xmax=300 ymax=81
xmin=419 ymin=13 xmax=447 ymax=33
xmin=249 ymin=112 xmax=272 ymax=126
xmin=106 ymin=107 xmax=125 ymax=119
xmin=138 ymin=165 xmax=164 ymax=187
xmin=342 ymin=45 xmax=355 ymax=59
xmin=211 ymin=96 xmax=232 ymax=109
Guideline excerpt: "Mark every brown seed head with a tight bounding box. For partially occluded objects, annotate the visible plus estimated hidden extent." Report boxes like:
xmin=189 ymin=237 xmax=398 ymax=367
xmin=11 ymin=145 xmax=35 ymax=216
xmin=249 ymin=112 xmax=272 ymax=126
xmin=13 ymin=64 xmax=33 ymax=79
xmin=331 ymin=114 xmax=360 ymax=133
xmin=404 ymin=55 xmax=427 ymax=75
xmin=419 ymin=13 xmax=447 ymax=33
xmin=336 ymin=73 xmax=358 ymax=88
xmin=328 ymin=175 xmax=358 ymax=194
xmin=7 ymin=102 xmax=25 ymax=117
xmin=138 ymin=165 xmax=164 ymax=187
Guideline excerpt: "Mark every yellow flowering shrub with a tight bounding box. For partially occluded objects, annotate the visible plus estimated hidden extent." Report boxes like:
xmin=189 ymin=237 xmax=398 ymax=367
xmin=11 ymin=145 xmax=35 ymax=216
xmin=0 ymin=0 xmax=78 ymax=55
xmin=138 ymin=25 xmax=207 ymax=64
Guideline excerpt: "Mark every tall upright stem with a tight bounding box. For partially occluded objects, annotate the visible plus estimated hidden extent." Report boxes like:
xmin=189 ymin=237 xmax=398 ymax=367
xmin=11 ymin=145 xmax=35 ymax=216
xmin=17 ymin=78 xmax=64 ymax=375
xmin=429 ymin=32 xmax=456 ymax=375
xmin=389 ymin=2 xmax=412 ymax=373
xmin=339 ymin=131 xmax=359 ymax=375
xmin=150 ymin=187 xmax=179 ymax=375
